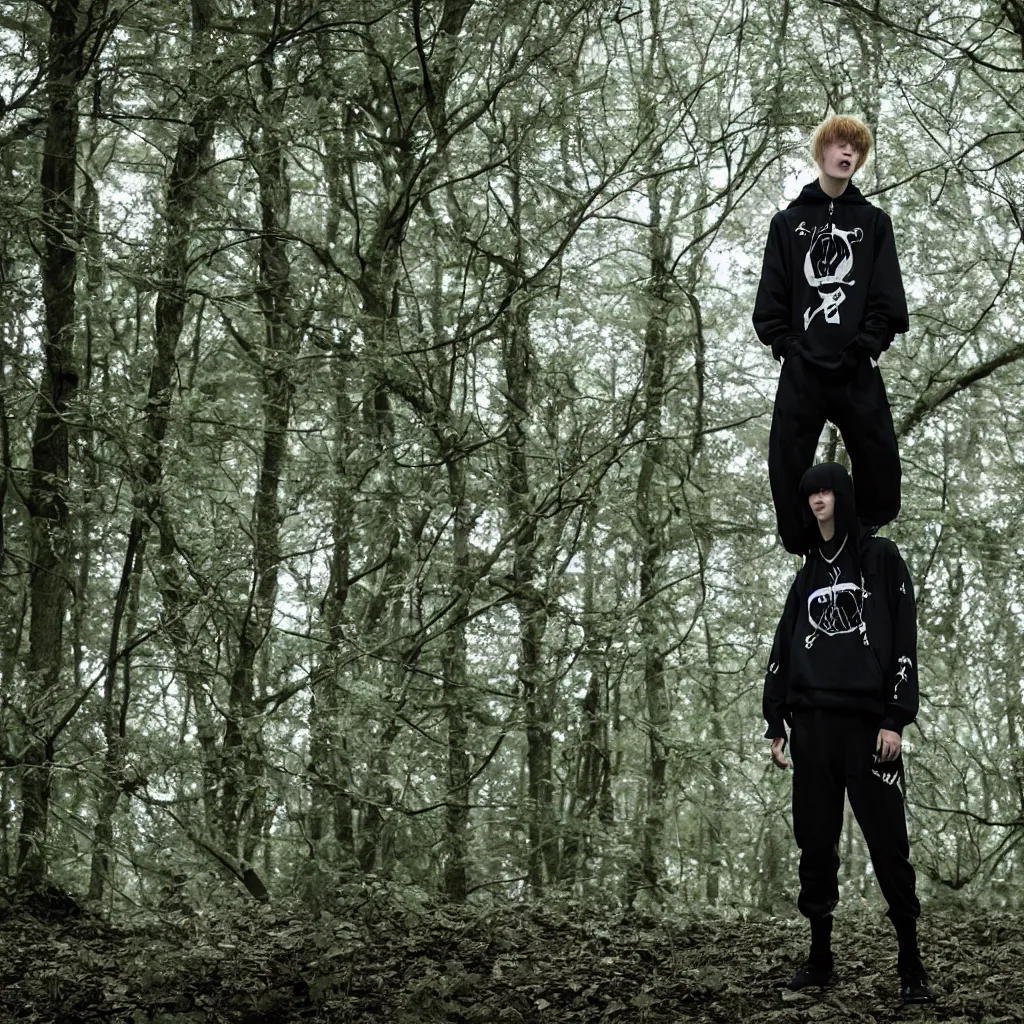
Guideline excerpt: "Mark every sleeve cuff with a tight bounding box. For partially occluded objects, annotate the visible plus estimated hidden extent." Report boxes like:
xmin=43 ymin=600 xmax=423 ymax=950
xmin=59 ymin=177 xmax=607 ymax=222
xmin=858 ymin=335 xmax=891 ymax=360
xmin=771 ymin=335 xmax=797 ymax=361
xmin=764 ymin=722 xmax=788 ymax=740
xmin=879 ymin=714 xmax=906 ymax=735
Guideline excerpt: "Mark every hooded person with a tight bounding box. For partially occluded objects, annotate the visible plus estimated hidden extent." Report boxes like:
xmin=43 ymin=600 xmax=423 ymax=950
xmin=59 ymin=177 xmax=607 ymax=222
xmin=762 ymin=462 xmax=934 ymax=1005
xmin=752 ymin=115 xmax=908 ymax=555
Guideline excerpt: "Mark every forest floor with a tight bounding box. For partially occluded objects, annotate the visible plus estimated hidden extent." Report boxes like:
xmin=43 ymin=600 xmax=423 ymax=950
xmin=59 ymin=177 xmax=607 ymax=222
xmin=0 ymin=887 xmax=1020 ymax=1024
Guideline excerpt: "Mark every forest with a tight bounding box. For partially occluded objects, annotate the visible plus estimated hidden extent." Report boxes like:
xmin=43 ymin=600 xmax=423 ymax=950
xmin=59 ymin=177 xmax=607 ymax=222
xmin=1 ymin=0 xmax=1024 ymax=1020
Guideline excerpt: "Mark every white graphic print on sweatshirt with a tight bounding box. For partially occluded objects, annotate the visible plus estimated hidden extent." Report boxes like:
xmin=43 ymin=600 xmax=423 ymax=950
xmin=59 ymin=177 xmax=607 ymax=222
xmin=804 ymin=565 xmax=870 ymax=650
xmin=894 ymin=655 xmax=912 ymax=700
xmin=795 ymin=220 xmax=864 ymax=329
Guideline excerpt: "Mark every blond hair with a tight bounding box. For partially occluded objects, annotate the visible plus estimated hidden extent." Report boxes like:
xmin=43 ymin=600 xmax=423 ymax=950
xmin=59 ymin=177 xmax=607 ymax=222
xmin=811 ymin=116 xmax=873 ymax=170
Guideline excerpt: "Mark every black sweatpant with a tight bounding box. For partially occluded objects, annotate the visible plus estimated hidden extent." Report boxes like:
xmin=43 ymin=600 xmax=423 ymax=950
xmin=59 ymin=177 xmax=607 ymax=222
xmin=789 ymin=708 xmax=920 ymax=925
xmin=768 ymin=352 xmax=901 ymax=554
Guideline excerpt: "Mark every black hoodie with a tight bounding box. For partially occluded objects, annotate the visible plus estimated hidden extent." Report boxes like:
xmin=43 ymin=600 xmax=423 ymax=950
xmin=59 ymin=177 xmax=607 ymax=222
xmin=752 ymin=181 xmax=909 ymax=370
xmin=762 ymin=463 xmax=919 ymax=739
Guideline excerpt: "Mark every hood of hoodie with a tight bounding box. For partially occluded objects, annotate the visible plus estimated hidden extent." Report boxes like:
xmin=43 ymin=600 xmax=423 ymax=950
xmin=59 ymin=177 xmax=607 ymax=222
xmin=788 ymin=180 xmax=870 ymax=208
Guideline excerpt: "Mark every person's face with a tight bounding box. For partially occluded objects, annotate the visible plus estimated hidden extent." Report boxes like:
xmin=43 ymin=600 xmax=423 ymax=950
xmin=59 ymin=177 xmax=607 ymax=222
xmin=818 ymin=139 xmax=860 ymax=181
xmin=808 ymin=488 xmax=835 ymax=523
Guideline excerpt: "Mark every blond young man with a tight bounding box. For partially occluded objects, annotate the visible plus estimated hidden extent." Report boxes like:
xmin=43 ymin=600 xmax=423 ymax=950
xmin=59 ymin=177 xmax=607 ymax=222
xmin=753 ymin=116 xmax=908 ymax=555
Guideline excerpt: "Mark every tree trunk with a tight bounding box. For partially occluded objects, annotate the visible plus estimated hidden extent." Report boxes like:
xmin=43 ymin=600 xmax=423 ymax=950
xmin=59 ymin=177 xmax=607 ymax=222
xmin=17 ymin=0 xmax=83 ymax=889
xmin=442 ymin=448 xmax=472 ymax=901
xmin=563 ymin=512 xmax=611 ymax=882
xmin=81 ymin=159 xmax=122 ymax=903
xmin=87 ymin=5 xmax=217 ymax=901
xmin=631 ymin=172 xmax=671 ymax=906
xmin=501 ymin=139 xmax=557 ymax=892
xmin=757 ymin=819 xmax=782 ymax=913
xmin=306 ymin=328 xmax=356 ymax=868
xmin=306 ymin=120 xmax=356 ymax=872
xmin=220 ymin=48 xmax=297 ymax=865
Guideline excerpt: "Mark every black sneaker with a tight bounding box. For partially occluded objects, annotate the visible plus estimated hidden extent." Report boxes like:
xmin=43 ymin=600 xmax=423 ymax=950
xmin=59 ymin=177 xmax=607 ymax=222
xmin=900 ymin=970 xmax=936 ymax=1005
xmin=783 ymin=960 xmax=833 ymax=990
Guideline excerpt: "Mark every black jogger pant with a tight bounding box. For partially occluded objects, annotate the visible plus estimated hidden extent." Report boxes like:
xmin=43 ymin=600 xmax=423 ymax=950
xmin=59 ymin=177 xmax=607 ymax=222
xmin=789 ymin=708 xmax=920 ymax=925
xmin=768 ymin=352 xmax=901 ymax=554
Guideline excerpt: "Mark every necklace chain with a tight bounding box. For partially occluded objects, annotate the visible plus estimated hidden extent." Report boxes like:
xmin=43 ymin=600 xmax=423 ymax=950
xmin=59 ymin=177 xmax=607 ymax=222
xmin=820 ymin=534 xmax=847 ymax=564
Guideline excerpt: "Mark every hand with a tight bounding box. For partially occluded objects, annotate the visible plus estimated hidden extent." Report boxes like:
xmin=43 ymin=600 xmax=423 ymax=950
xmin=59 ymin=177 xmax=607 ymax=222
xmin=770 ymin=737 xmax=789 ymax=769
xmin=877 ymin=728 xmax=902 ymax=762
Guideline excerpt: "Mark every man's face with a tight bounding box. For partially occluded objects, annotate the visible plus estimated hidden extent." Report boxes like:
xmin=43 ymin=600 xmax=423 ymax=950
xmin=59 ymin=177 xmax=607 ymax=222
xmin=808 ymin=488 xmax=835 ymax=524
xmin=818 ymin=139 xmax=860 ymax=182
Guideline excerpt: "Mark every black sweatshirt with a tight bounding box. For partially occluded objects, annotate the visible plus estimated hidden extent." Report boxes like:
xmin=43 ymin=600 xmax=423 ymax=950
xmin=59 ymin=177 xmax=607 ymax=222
xmin=752 ymin=181 xmax=909 ymax=369
xmin=762 ymin=465 xmax=919 ymax=739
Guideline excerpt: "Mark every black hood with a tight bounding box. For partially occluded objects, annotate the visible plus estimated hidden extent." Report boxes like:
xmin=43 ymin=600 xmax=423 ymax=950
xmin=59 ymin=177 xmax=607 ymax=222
xmin=788 ymin=180 xmax=870 ymax=208
xmin=800 ymin=462 xmax=863 ymax=565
